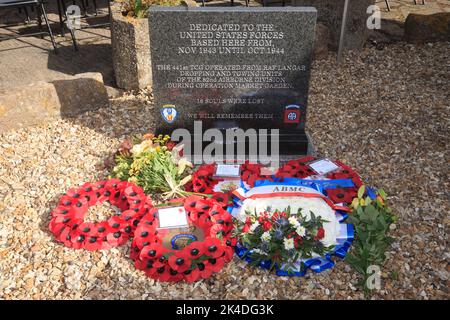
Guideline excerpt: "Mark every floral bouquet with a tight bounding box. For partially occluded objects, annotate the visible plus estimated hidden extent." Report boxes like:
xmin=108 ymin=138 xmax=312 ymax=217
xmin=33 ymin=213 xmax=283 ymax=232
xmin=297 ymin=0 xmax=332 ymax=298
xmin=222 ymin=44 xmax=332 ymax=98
xmin=235 ymin=207 xmax=331 ymax=273
xmin=230 ymin=181 xmax=355 ymax=276
xmin=111 ymin=134 xmax=193 ymax=199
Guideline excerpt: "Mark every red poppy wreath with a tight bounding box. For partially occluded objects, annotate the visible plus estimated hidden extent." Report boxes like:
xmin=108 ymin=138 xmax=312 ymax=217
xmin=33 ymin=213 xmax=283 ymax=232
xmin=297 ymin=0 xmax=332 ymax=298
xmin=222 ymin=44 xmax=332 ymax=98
xmin=130 ymin=195 xmax=236 ymax=282
xmin=275 ymin=156 xmax=363 ymax=204
xmin=187 ymin=161 xmax=265 ymax=194
xmin=49 ymin=179 xmax=152 ymax=251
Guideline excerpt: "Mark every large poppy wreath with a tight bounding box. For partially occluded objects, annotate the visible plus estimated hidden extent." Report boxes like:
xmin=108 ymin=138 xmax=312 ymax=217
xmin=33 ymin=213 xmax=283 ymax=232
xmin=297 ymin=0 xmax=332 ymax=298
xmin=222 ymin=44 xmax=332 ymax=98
xmin=49 ymin=179 xmax=152 ymax=251
xmin=130 ymin=195 xmax=236 ymax=282
xmin=187 ymin=162 xmax=265 ymax=194
xmin=275 ymin=156 xmax=363 ymax=204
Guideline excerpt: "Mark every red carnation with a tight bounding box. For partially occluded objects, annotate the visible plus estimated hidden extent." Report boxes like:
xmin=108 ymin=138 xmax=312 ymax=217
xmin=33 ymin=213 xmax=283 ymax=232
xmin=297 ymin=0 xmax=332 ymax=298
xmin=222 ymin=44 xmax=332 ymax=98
xmin=262 ymin=220 xmax=272 ymax=231
xmin=315 ymin=228 xmax=325 ymax=241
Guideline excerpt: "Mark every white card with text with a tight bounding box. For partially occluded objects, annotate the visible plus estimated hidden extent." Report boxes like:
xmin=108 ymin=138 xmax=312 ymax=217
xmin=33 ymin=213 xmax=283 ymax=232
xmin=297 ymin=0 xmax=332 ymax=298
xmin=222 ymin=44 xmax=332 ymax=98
xmin=309 ymin=158 xmax=339 ymax=175
xmin=215 ymin=164 xmax=240 ymax=177
xmin=157 ymin=206 xmax=188 ymax=229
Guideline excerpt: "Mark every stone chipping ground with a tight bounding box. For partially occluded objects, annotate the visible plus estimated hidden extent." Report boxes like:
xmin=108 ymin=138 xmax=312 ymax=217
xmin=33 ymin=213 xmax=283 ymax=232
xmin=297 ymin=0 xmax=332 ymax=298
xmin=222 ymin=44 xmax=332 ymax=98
xmin=0 ymin=42 xmax=449 ymax=300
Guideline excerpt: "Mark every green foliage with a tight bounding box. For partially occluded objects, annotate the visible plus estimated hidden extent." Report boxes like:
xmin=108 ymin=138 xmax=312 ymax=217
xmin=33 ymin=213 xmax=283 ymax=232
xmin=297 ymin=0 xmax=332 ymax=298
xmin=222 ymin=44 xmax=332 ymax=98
xmin=345 ymin=186 xmax=397 ymax=297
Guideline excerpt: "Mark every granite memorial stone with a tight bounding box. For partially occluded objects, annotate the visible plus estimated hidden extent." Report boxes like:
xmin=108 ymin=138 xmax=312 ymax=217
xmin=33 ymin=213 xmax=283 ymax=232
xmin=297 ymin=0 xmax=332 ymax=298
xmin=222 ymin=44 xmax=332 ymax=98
xmin=149 ymin=6 xmax=317 ymax=155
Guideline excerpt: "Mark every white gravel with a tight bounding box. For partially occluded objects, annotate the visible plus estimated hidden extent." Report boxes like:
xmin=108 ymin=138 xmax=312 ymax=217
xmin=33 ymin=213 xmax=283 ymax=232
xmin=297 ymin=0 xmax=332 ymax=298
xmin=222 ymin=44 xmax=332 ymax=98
xmin=0 ymin=42 xmax=448 ymax=299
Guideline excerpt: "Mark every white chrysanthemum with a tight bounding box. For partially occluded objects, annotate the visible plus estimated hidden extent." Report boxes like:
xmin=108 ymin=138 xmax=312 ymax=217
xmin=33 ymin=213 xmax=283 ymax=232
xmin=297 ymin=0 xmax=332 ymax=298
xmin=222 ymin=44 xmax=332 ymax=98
xmin=296 ymin=225 xmax=306 ymax=237
xmin=249 ymin=221 xmax=260 ymax=232
xmin=131 ymin=143 xmax=144 ymax=155
xmin=283 ymin=238 xmax=295 ymax=250
xmin=238 ymin=196 xmax=340 ymax=248
xmin=288 ymin=216 xmax=300 ymax=227
xmin=261 ymin=231 xmax=271 ymax=242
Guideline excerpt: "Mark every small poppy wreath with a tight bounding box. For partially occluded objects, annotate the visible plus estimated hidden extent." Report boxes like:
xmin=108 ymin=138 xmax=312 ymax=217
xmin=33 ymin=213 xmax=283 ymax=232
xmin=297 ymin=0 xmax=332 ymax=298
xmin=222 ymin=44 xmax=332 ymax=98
xmin=188 ymin=161 xmax=264 ymax=194
xmin=275 ymin=156 xmax=363 ymax=204
xmin=130 ymin=195 xmax=236 ymax=282
xmin=49 ymin=179 xmax=152 ymax=251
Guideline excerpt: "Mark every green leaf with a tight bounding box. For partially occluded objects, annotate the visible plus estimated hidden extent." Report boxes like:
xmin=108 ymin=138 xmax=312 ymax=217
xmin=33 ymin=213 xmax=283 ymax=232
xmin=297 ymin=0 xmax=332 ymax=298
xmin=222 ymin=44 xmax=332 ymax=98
xmin=378 ymin=188 xmax=387 ymax=200
xmin=357 ymin=185 xmax=366 ymax=199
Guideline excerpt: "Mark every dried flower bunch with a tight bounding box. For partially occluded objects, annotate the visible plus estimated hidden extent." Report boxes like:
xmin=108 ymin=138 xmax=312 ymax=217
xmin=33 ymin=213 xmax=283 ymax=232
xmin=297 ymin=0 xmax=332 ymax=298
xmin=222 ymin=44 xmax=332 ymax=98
xmin=111 ymin=133 xmax=193 ymax=199
xmin=118 ymin=0 xmax=182 ymax=19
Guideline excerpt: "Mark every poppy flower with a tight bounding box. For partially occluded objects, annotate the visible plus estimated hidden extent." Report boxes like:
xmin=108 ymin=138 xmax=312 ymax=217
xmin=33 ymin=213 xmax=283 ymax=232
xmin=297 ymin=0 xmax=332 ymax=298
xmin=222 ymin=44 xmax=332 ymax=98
xmin=50 ymin=206 xmax=75 ymax=219
xmin=325 ymin=188 xmax=356 ymax=204
xmin=106 ymin=230 xmax=129 ymax=247
xmin=203 ymin=237 xmax=225 ymax=259
xmin=194 ymin=198 xmax=213 ymax=213
xmin=77 ymin=222 xmax=96 ymax=236
xmin=49 ymin=217 xmax=66 ymax=236
xmin=194 ymin=169 xmax=211 ymax=180
xmin=183 ymin=242 xmax=205 ymax=259
xmin=133 ymin=224 xmax=154 ymax=248
xmin=66 ymin=196 xmax=89 ymax=216
xmin=210 ymin=221 xmax=227 ymax=236
xmin=197 ymin=261 xmax=214 ymax=279
xmin=58 ymin=226 xmax=75 ymax=248
xmin=84 ymin=233 xmax=103 ymax=251
xmin=211 ymin=193 xmax=229 ymax=207
xmin=206 ymin=256 xmax=225 ymax=273
xmin=139 ymin=243 xmax=168 ymax=262
xmin=223 ymin=246 xmax=234 ymax=262
xmin=105 ymin=178 xmax=121 ymax=189
xmin=168 ymin=251 xmax=191 ymax=273
xmin=53 ymin=215 xmax=81 ymax=228
xmin=129 ymin=241 xmax=140 ymax=260
xmin=94 ymin=221 xmax=111 ymax=235
xmin=107 ymin=215 xmax=127 ymax=231
xmin=184 ymin=195 xmax=203 ymax=209
xmin=193 ymin=179 xmax=211 ymax=194
xmin=151 ymin=266 xmax=173 ymax=282
xmin=70 ymin=229 xmax=87 ymax=249
xmin=134 ymin=257 xmax=155 ymax=272
xmin=123 ymin=185 xmax=144 ymax=201
xmin=183 ymin=268 xmax=201 ymax=283
xmin=138 ymin=211 xmax=156 ymax=226
xmin=243 ymin=162 xmax=262 ymax=173
xmin=65 ymin=188 xmax=85 ymax=201
xmin=79 ymin=183 xmax=99 ymax=206
xmin=197 ymin=213 xmax=212 ymax=229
